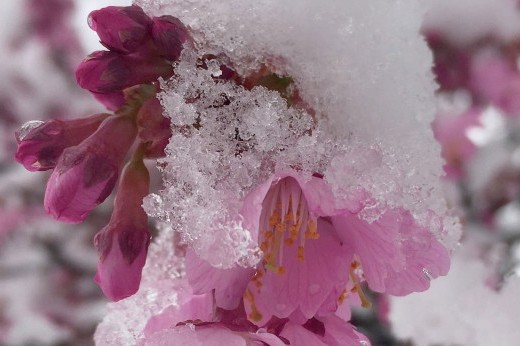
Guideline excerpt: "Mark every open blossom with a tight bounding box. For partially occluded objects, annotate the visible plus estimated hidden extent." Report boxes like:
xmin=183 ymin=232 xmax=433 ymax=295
xmin=94 ymin=150 xmax=151 ymax=301
xmin=187 ymin=172 xmax=450 ymax=326
xmin=44 ymin=115 xmax=136 ymax=223
xmin=15 ymin=113 xmax=110 ymax=171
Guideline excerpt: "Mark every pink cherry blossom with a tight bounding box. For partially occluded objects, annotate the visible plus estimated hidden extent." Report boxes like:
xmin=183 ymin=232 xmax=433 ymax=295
xmin=186 ymin=172 xmax=450 ymax=325
xmin=469 ymin=51 xmax=520 ymax=117
xmin=15 ymin=113 xmax=110 ymax=171
xmin=94 ymin=151 xmax=151 ymax=301
xmin=44 ymin=115 xmax=136 ymax=223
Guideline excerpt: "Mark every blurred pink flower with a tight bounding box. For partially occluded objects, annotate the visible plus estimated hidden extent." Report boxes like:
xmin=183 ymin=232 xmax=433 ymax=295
xmin=187 ymin=172 xmax=450 ymax=325
xmin=15 ymin=113 xmax=110 ymax=171
xmin=94 ymin=152 xmax=151 ymax=301
xmin=44 ymin=115 xmax=136 ymax=223
xmin=432 ymin=108 xmax=481 ymax=180
xmin=469 ymin=52 xmax=520 ymax=116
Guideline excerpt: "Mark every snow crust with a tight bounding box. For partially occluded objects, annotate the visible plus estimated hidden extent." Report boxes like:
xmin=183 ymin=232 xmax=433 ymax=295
xmin=136 ymin=0 xmax=458 ymax=267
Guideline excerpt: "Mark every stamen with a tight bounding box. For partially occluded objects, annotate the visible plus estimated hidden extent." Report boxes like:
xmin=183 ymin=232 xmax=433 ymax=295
xmin=259 ymin=178 xmax=320 ymax=268
xmin=244 ymin=288 xmax=263 ymax=322
xmin=297 ymin=245 xmax=305 ymax=261
xmin=349 ymin=262 xmax=372 ymax=308
xmin=338 ymin=288 xmax=348 ymax=305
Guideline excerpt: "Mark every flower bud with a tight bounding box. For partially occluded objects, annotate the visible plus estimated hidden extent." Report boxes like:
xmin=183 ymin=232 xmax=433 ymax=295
xmin=151 ymin=15 xmax=191 ymax=61
xmin=44 ymin=115 xmax=136 ymax=223
xmin=136 ymin=97 xmax=171 ymax=157
xmin=88 ymin=5 xmax=152 ymax=54
xmin=94 ymin=153 xmax=151 ymax=301
xmin=15 ymin=113 xmax=110 ymax=171
xmin=76 ymin=50 xmax=173 ymax=93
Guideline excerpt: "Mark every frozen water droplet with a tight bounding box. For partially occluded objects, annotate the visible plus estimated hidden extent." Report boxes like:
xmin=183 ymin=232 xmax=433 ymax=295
xmin=422 ymin=267 xmax=433 ymax=281
xmin=16 ymin=120 xmax=44 ymax=142
xmin=87 ymin=14 xmax=95 ymax=29
xmin=309 ymin=283 xmax=320 ymax=295
xmin=360 ymin=341 xmax=369 ymax=346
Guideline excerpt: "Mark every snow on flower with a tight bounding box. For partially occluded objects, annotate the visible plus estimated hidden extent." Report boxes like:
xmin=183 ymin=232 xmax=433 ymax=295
xmin=94 ymin=0 xmax=460 ymax=344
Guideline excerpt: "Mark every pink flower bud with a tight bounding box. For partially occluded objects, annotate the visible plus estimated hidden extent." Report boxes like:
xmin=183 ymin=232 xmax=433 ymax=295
xmin=88 ymin=5 xmax=152 ymax=54
xmin=151 ymin=15 xmax=191 ymax=61
xmin=94 ymin=154 xmax=151 ymax=301
xmin=76 ymin=51 xmax=130 ymax=93
xmin=76 ymin=50 xmax=173 ymax=93
xmin=94 ymin=227 xmax=150 ymax=301
xmin=136 ymin=97 xmax=171 ymax=157
xmin=15 ymin=113 xmax=110 ymax=171
xmin=44 ymin=116 xmax=136 ymax=223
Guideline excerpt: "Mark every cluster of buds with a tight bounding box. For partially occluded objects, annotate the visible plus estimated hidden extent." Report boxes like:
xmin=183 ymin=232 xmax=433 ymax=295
xmin=76 ymin=5 xmax=190 ymax=110
xmin=14 ymin=5 xmax=303 ymax=302
xmin=14 ymin=5 xmax=192 ymax=301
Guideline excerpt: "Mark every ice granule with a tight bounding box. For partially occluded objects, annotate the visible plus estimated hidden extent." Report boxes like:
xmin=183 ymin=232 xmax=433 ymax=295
xmin=136 ymin=0 xmax=459 ymax=267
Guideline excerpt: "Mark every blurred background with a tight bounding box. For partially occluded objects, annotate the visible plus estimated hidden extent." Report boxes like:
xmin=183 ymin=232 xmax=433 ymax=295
xmin=0 ymin=1 xmax=129 ymax=345
xmin=2 ymin=0 xmax=520 ymax=345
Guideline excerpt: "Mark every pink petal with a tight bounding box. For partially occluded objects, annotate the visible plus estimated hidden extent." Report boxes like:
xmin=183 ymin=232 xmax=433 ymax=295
xmin=141 ymin=325 xmax=248 ymax=346
xmin=244 ymin=219 xmax=350 ymax=326
xmin=185 ymin=249 xmax=254 ymax=310
xmin=144 ymin=293 xmax=215 ymax=337
xmin=332 ymin=209 xmax=450 ymax=296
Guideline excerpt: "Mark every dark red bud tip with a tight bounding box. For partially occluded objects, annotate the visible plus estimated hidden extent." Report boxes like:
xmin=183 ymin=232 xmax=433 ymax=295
xmin=151 ymin=15 xmax=191 ymax=61
xmin=88 ymin=5 xmax=152 ymax=54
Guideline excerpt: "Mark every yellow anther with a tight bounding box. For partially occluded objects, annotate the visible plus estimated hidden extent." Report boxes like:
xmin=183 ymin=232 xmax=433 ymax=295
xmin=338 ymin=289 xmax=348 ymax=305
xmin=264 ymin=231 xmax=273 ymax=239
xmin=260 ymin=241 xmax=269 ymax=252
xmin=349 ymin=264 xmax=372 ymax=308
xmin=249 ymin=309 xmax=263 ymax=322
xmin=276 ymin=223 xmax=285 ymax=233
xmin=308 ymin=220 xmax=317 ymax=234
xmin=276 ymin=266 xmax=286 ymax=275
xmin=284 ymin=238 xmax=294 ymax=246
xmin=297 ymin=245 xmax=305 ymax=261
